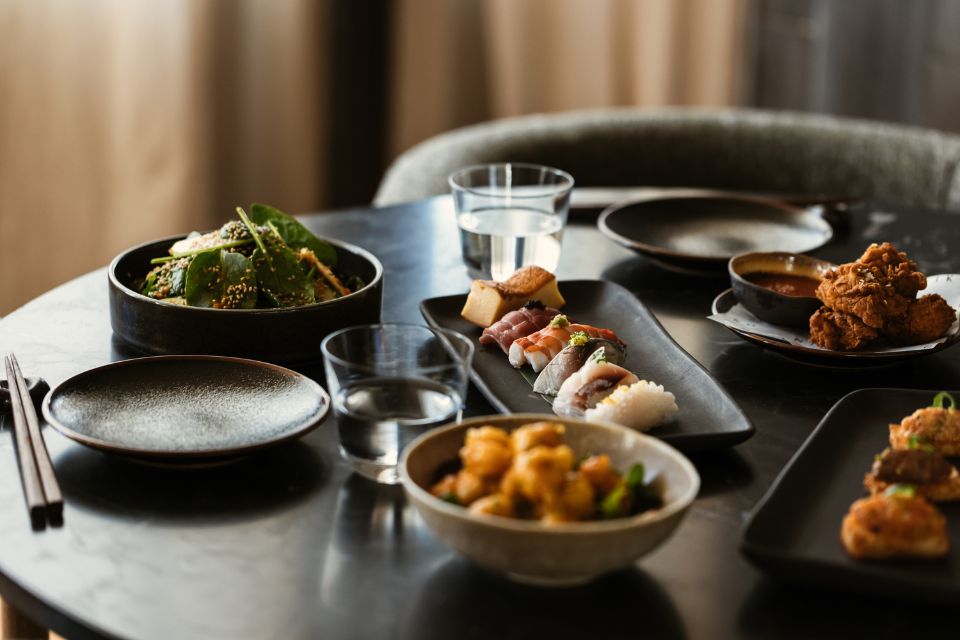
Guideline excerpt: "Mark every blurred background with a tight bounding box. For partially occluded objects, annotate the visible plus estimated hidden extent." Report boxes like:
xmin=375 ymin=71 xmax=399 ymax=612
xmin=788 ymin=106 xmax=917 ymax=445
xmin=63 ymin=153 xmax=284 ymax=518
xmin=1 ymin=0 xmax=958 ymax=315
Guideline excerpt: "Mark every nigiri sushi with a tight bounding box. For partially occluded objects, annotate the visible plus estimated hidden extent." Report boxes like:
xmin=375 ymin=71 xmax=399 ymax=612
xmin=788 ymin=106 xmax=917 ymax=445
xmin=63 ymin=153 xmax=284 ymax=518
xmin=532 ymin=333 xmax=626 ymax=395
xmin=479 ymin=301 xmax=561 ymax=353
xmin=552 ymin=349 xmax=639 ymax=417
xmin=584 ymin=380 xmax=678 ymax=432
xmin=508 ymin=315 xmax=625 ymax=372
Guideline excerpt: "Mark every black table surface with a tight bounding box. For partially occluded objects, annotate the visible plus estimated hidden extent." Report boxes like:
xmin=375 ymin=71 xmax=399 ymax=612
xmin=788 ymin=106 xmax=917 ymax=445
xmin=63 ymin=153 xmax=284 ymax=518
xmin=1 ymin=197 xmax=959 ymax=640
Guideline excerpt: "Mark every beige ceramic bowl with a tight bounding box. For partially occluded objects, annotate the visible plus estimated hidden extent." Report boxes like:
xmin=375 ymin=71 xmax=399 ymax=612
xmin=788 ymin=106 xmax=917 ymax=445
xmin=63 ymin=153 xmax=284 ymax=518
xmin=399 ymin=414 xmax=700 ymax=586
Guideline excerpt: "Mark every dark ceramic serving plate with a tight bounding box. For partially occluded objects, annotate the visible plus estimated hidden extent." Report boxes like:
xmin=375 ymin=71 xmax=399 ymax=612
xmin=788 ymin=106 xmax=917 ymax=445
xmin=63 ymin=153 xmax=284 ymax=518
xmin=598 ymin=191 xmax=833 ymax=274
xmin=711 ymin=289 xmax=960 ymax=368
xmin=42 ymin=356 xmax=330 ymax=461
xmin=420 ymin=280 xmax=753 ymax=453
xmin=741 ymin=388 xmax=960 ymax=603
xmin=109 ymin=234 xmax=384 ymax=364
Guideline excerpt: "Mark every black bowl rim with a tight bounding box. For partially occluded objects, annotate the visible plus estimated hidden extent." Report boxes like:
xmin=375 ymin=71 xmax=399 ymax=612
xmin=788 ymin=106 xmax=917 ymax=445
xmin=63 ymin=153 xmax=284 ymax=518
xmin=108 ymin=233 xmax=384 ymax=315
xmin=41 ymin=354 xmax=331 ymax=458
xmin=597 ymin=190 xmax=834 ymax=264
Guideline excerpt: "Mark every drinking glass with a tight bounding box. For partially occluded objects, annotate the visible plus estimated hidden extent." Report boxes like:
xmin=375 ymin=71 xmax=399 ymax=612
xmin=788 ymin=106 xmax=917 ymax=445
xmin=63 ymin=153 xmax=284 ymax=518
xmin=449 ymin=162 xmax=574 ymax=280
xmin=321 ymin=324 xmax=474 ymax=484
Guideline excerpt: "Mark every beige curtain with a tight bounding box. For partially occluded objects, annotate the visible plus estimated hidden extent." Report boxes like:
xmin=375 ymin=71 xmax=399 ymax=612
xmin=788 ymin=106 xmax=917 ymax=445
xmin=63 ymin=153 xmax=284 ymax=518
xmin=0 ymin=0 xmax=745 ymax=315
xmin=0 ymin=0 xmax=328 ymax=315
xmin=388 ymin=0 xmax=747 ymax=155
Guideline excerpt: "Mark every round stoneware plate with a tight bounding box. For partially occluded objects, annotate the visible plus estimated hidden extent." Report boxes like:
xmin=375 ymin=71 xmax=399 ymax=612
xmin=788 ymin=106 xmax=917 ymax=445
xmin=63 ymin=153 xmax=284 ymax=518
xmin=42 ymin=356 xmax=329 ymax=460
xmin=598 ymin=191 xmax=833 ymax=274
xmin=711 ymin=288 xmax=960 ymax=368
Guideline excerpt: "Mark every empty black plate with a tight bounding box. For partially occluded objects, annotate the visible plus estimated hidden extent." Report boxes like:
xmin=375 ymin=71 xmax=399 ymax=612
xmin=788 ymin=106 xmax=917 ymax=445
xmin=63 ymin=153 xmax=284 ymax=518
xmin=420 ymin=280 xmax=754 ymax=453
xmin=741 ymin=388 xmax=960 ymax=603
xmin=598 ymin=191 xmax=833 ymax=273
xmin=42 ymin=356 xmax=330 ymax=460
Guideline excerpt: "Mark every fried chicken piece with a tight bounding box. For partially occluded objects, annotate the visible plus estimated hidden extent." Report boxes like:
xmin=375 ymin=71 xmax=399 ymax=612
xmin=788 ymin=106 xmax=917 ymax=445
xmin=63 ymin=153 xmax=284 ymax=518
xmin=809 ymin=306 xmax=880 ymax=350
xmin=841 ymin=492 xmax=949 ymax=559
xmin=885 ymin=294 xmax=957 ymax=345
xmin=815 ymin=242 xmax=925 ymax=329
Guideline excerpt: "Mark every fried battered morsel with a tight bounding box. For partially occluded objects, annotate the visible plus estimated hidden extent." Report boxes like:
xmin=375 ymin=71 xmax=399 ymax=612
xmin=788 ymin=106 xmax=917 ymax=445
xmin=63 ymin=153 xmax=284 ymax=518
xmin=460 ymin=426 xmax=514 ymax=478
xmin=840 ymin=492 xmax=949 ymax=559
xmin=468 ymin=493 xmax=515 ymax=517
xmin=864 ymin=448 xmax=960 ymax=502
xmin=885 ymin=294 xmax=957 ymax=345
xmin=890 ymin=407 xmax=960 ymax=456
xmin=510 ymin=421 xmax=565 ymax=452
xmin=809 ymin=306 xmax=879 ymax=350
xmin=816 ymin=243 xmax=925 ymax=329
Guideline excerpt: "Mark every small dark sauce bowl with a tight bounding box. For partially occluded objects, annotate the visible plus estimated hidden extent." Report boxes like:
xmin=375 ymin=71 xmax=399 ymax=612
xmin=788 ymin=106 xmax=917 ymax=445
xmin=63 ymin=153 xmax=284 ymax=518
xmin=728 ymin=252 xmax=835 ymax=328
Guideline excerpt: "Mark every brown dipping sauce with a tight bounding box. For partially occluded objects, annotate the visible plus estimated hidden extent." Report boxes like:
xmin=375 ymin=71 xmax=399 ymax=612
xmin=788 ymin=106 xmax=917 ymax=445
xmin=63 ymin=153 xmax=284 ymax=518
xmin=744 ymin=272 xmax=820 ymax=297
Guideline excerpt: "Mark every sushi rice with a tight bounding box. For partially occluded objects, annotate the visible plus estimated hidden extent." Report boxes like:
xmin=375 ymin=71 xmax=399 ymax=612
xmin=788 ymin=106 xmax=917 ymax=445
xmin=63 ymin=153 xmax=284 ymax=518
xmin=584 ymin=380 xmax=678 ymax=432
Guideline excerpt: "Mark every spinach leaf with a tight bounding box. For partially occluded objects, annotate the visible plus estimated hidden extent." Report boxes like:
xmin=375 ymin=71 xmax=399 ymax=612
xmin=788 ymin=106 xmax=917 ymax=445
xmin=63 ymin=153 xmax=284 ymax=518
xmin=237 ymin=207 xmax=315 ymax=308
xmin=252 ymin=242 xmax=316 ymax=308
xmin=185 ymin=250 xmax=223 ymax=308
xmin=184 ymin=250 xmax=258 ymax=309
xmin=250 ymin=203 xmax=337 ymax=267
xmin=219 ymin=251 xmax=258 ymax=308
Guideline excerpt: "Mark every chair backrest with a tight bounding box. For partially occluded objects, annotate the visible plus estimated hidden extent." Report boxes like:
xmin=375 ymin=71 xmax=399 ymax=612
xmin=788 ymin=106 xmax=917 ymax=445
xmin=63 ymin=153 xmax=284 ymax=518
xmin=374 ymin=107 xmax=960 ymax=212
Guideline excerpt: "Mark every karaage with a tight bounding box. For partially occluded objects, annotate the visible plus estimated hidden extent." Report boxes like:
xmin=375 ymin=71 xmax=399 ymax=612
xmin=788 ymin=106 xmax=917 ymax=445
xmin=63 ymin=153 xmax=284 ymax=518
xmin=810 ymin=242 xmax=956 ymax=350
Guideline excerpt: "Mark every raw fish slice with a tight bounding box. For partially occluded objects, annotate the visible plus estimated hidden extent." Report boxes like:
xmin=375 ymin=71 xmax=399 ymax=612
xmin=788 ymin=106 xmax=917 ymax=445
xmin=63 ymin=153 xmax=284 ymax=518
xmin=479 ymin=303 xmax=561 ymax=353
xmin=509 ymin=319 xmax=624 ymax=372
xmin=532 ymin=338 xmax=626 ymax=395
xmin=552 ymin=355 xmax=639 ymax=418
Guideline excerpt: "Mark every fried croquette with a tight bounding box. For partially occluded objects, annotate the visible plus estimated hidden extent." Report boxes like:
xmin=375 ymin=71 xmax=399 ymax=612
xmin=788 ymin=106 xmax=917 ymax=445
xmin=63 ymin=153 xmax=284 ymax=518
xmin=864 ymin=448 xmax=960 ymax=502
xmin=840 ymin=492 xmax=949 ymax=559
xmin=890 ymin=406 xmax=960 ymax=457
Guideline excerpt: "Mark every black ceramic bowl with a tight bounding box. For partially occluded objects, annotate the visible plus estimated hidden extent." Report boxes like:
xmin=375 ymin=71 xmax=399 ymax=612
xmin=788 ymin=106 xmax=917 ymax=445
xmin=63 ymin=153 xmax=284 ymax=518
xmin=728 ymin=252 xmax=834 ymax=328
xmin=109 ymin=234 xmax=383 ymax=363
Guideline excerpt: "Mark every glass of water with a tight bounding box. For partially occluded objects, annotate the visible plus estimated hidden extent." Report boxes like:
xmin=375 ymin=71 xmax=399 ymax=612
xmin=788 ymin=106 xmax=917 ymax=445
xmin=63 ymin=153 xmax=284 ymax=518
xmin=449 ymin=162 xmax=574 ymax=281
xmin=321 ymin=324 xmax=474 ymax=484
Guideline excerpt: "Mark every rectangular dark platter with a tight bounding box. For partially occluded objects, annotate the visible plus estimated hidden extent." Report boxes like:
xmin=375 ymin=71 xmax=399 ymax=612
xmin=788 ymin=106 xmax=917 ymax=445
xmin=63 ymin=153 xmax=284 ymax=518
xmin=420 ymin=280 xmax=753 ymax=453
xmin=742 ymin=388 xmax=960 ymax=603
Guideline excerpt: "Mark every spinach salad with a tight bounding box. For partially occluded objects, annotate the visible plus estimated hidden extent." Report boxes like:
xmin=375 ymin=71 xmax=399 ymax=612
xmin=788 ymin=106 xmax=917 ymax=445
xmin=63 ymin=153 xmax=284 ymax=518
xmin=140 ymin=204 xmax=363 ymax=309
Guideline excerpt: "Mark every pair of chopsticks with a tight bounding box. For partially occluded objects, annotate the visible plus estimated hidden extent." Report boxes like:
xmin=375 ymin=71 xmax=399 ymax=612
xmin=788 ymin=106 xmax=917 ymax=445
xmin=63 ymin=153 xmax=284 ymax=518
xmin=4 ymin=354 xmax=62 ymax=528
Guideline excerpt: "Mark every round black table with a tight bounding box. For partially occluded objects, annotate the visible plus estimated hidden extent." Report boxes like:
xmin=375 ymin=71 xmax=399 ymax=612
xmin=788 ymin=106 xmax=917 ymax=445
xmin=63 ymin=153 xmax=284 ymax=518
xmin=1 ymin=197 xmax=958 ymax=640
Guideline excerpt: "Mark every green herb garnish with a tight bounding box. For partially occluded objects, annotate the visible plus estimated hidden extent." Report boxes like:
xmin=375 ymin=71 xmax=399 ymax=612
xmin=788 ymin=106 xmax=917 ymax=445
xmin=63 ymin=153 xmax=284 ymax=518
xmin=884 ymin=484 xmax=917 ymax=499
xmin=548 ymin=314 xmax=570 ymax=329
xmin=907 ymin=435 xmax=935 ymax=452
xmin=931 ymin=391 xmax=957 ymax=410
xmin=588 ymin=346 xmax=608 ymax=365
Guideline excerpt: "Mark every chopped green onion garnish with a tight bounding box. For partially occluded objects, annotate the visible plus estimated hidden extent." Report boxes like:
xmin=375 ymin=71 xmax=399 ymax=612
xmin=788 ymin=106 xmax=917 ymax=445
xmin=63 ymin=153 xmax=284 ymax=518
xmin=440 ymin=492 xmax=460 ymax=506
xmin=600 ymin=484 xmax=627 ymax=519
xmin=626 ymin=463 xmax=645 ymax=487
xmin=931 ymin=391 xmax=956 ymax=410
xmin=907 ymin=435 xmax=935 ymax=452
xmin=884 ymin=484 xmax=917 ymax=499
xmin=548 ymin=314 xmax=570 ymax=329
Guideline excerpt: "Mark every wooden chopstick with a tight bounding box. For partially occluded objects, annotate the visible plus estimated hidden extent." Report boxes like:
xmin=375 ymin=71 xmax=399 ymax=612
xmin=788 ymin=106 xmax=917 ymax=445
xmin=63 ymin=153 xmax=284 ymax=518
xmin=4 ymin=354 xmax=63 ymax=526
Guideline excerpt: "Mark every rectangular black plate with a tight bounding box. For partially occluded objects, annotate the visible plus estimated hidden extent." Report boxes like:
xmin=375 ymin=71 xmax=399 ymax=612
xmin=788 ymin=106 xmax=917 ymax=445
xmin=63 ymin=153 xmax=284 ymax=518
xmin=420 ymin=280 xmax=753 ymax=453
xmin=741 ymin=388 xmax=960 ymax=603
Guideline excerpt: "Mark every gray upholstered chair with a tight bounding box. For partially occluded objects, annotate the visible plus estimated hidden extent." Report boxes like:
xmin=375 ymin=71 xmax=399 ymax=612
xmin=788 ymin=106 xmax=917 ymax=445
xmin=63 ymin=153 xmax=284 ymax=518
xmin=374 ymin=108 xmax=960 ymax=212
